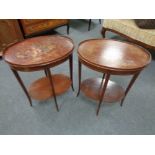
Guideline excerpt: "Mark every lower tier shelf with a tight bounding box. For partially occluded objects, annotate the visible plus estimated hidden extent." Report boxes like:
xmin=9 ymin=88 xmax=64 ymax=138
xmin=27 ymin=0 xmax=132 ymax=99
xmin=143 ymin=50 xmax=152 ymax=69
xmin=81 ymin=78 xmax=125 ymax=103
xmin=28 ymin=74 xmax=71 ymax=100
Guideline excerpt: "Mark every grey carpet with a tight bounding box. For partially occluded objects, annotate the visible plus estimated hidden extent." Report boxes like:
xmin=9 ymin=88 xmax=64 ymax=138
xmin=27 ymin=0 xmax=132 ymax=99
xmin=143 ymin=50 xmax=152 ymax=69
xmin=0 ymin=19 xmax=155 ymax=134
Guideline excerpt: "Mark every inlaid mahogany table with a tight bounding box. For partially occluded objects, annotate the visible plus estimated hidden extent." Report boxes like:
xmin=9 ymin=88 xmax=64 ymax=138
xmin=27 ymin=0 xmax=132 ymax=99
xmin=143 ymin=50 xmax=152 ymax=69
xmin=77 ymin=39 xmax=151 ymax=115
xmin=4 ymin=35 xmax=74 ymax=112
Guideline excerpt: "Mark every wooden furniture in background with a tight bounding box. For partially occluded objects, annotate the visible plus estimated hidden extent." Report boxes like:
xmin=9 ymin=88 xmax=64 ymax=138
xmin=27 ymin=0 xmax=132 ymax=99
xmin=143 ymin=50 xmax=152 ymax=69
xmin=77 ymin=39 xmax=151 ymax=116
xmin=88 ymin=19 xmax=101 ymax=31
xmin=0 ymin=19 xmax=70 ymax=57
xmin=4 ymin=35 xmax=74 ymax=112
xmin=0 ymin=19 xmax=23 ymax=57
xmin=19 ymin=19 xmax=70 ymax=37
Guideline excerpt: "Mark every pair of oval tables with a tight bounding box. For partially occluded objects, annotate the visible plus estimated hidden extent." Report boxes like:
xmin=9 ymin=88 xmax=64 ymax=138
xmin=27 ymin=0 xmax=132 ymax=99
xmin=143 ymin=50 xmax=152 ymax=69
xmin=3 ymin=35 xmax=151 ymax=115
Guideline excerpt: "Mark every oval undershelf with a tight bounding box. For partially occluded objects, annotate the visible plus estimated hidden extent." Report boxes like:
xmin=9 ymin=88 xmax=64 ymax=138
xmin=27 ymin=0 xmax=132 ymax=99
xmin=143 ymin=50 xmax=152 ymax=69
xmin=81 ymin=78 xmax=125 ymax=103
xmin=28 ymin=74 xmax=71 ymax=100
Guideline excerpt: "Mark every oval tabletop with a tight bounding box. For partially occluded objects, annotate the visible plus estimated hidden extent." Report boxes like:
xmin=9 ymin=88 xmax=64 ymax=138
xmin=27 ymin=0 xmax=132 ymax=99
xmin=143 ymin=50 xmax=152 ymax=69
xmin=4 ymin=35 xmax=74 ymax=67
xmin=78 ymin=39 xmax=151 ymax=71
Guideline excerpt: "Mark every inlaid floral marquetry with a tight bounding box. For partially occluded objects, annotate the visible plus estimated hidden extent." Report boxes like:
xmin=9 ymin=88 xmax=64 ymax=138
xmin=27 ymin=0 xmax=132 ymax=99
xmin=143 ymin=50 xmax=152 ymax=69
xmin=3 ymin=35 xmax=74 ymax=109
xmin=4 ymin=35 xmax=74 ymax=67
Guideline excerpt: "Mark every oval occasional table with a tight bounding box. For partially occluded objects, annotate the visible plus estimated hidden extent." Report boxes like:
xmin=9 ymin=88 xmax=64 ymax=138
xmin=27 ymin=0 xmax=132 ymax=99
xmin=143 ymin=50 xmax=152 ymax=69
xmin=4 ymin=35 xmax=74 ymax=112
xmin=77 ymin=39 xmax=151 ymax=116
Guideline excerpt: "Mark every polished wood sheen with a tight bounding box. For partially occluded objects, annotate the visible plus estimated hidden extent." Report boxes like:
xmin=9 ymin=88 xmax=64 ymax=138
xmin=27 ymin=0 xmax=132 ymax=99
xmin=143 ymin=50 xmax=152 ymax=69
xmin=28 ymin=74 xmax=71 ymax=100
xmin=78 ymin=39 xmax=151 ymax=72
xmin=77 ymin=39 xmax=151 ymax=116
xmin=4 ymin=35 xmax=74 ymax=111
xmin=81 ymin=78 xmax=125 ymax=102
xmin=4 ymin=35 xmax=74 ymax=67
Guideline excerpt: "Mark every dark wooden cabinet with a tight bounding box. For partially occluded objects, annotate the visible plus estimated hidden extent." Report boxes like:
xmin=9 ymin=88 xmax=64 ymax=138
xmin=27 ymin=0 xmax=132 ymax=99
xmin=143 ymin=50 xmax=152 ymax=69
xmin=19 ymin=19 xmax=69 ymax=37
xmin=0 ymin=19 xmax=23 ymax=56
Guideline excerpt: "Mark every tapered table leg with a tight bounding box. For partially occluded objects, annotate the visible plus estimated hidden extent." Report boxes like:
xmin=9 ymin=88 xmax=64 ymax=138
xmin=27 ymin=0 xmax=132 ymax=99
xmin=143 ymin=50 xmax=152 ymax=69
xmin=11 ymin=69 xmax=32 ymax=106
xmin=99 ymin=73 xmax=105 ymax=90
xmin=44 ymin=69 xmax=48 ymax=77
xmin=77 ymin=59 xmax=82 ymax=97
xmin=120 ymin=72 xmax=140 ymax=106
xmin=102 ymin=27 xmax=106 ymax=38
xmin=69 ymin=54 xmax=74 ymax=91
xmin=67 ymin=24 xmax=70 ymax=35
xmin=45 ymin=68 xmax=59 ymax=112
xmin=88 ymin=19 xmax=91 ymax=31
xmin=96 ymin=73 xmax=110 ymax=116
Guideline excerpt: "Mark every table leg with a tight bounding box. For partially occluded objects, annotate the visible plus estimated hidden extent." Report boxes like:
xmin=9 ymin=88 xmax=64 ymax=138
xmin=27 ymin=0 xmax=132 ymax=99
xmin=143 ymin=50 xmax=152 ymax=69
xmin=96 ymin=73 xmax=110 ymax=116
xmin=11 ymin=69 xmax=32 ymax=106
xmin=67 ymin=23 xmax=70 ymax=35
xmin=45 ymin=68 xmax=59 ymax=112
xmin=69 ymin=54 xmax=74 ymax=91
xmin=120 ymin=72 xmax=140 ymax=106
xmin=44 ymin=70 xmax=48 ymax=77
xmin=88 ymin=19 xmax=91 ymax=31
xmin=99 ymin=73 xmax=105 ymax=90
xmin=77 ymin=59 xmax=82 ymax=97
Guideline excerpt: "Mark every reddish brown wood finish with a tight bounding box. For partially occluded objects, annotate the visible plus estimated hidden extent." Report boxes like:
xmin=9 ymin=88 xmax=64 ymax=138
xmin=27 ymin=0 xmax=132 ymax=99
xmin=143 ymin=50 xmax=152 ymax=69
xmin=0 ymin=52 xmax=3 ymax=57
xmin=45 ymin=68 xmax=59 ymax=111
xmin=0 ymin=19 xmax=23 ymax=56
xmin=77 ymin=39 xmax=151 ymax=115
xmin=77 ymin=59 xmax=82 ymax=97
xmin=96 ymin=73 xmax=110 ymax=115
xmin=28 ymin=74 xmax=71 ymax=100
xmin=81 ymin=78 xmax=125 ymax=102
xmin=3 ymin=35 xmax=74 ymax=111
xmin=78 ymin=39 xmax=151 ymax=73
xmin=19 ymin=19 xmax=69 ymax=37
xmin=4 ymin=35 xmax=74 ymax=68
xmin=11 ymin=68 xmax=32 ymax=106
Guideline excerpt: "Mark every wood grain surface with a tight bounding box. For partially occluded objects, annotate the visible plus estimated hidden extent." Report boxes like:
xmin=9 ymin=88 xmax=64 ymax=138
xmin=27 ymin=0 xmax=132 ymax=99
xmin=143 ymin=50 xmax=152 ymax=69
xmin=81 ymin=78 xmax=125 ymax=103
xmin=28 ymin=74 xmax=71 ymax=100
xmin=4 ymin=35 xmax=74 ymax=67
xmin=78 ymin=39 xmax=151 ymax=71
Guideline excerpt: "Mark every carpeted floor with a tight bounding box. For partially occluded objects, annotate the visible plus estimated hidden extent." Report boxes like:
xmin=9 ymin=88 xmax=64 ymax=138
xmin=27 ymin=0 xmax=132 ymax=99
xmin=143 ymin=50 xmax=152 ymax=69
xmin=0 ymin=19 xmax=155 ymax=134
